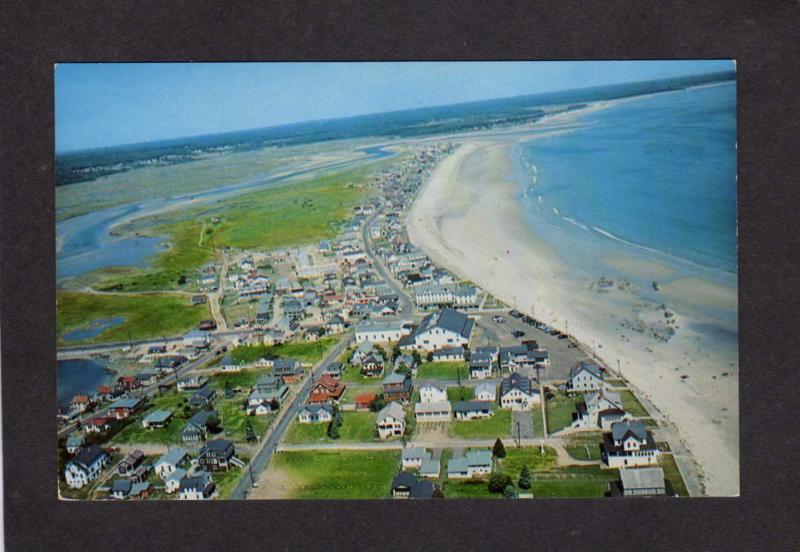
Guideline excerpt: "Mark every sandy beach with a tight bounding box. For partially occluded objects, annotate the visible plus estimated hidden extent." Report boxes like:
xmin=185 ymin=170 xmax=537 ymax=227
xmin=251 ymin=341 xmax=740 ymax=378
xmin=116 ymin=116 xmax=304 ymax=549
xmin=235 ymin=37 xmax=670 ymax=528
xmin=407 ymin=114 xmax=739 ymax=496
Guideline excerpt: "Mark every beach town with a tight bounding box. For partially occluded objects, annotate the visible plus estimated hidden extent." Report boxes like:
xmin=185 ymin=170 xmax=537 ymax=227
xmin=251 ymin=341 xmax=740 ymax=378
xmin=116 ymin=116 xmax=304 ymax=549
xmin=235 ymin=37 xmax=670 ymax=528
xmin=55 ymin=65 xmax=737 ymax=501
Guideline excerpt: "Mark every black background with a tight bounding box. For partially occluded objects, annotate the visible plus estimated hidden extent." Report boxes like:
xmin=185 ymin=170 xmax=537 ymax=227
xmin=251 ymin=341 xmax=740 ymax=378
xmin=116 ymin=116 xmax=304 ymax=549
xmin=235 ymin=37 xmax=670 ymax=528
xmin=2 ymin=1 xmax=799 ymax=551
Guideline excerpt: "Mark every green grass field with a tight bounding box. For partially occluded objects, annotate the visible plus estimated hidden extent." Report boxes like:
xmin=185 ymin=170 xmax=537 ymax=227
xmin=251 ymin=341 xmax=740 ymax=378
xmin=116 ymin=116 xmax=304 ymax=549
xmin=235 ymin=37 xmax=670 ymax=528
xmin=208 ymin=368 xmax=273 ymax=391
xmin=340 ymin=366 xmax=384 ymax=383
xmin=213 ymin=456 xmax=250 ymax=500
xmin=340 ymin=384 xmax=382 ymax=405
xmin=218 ymin=399 xmax=273 ymax=442
xmin=545 ymin=391 xmax=580 ymax=434
xmin=618 ymin=390 xmax=651 ymax=417
xmin=449 ymin=409 xmax=512 ymax=439
xmin=270 ymin=450 xmax=399 ymax=499
xmin=57 ymin=291 xmax=210 ymax=345
xmin=447 ymin=386 xmax=474 ymax=403
xmin=282 ymin=412 xmax=376 ymax=444
xmin=230 ymin=336 xmax=341 ymax=365
xmin=532 ymin=407 xmax=546 ymax=438
xmin=660 ymin=454 xmax=690 ymax=497
xmin=417 ymin=361 xmax=468 ymax=380
xmin=564 ymin=442 xmax=602 ymax=461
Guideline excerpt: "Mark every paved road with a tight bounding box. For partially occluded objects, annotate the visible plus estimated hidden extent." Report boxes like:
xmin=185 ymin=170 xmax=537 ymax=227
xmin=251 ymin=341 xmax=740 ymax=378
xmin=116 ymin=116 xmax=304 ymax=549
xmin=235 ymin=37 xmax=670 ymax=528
xmin=512 ymin=410 xmax=535 ymax=441
xmin=231 ymin=332 xmax=354 ymax=499
xmin=361 ymin=211 xmax=416 ymax=318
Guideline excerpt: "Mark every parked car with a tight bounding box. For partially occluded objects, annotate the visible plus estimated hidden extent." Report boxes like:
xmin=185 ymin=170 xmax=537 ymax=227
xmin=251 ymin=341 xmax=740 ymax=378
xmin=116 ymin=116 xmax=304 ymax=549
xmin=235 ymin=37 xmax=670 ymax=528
xmin=509 ymin=309 xmax=523 ymax=318
xmin=492 ymin=315 xmax=505 ymax=323
xmin=511 ymin=330 xmax=526 ymax=338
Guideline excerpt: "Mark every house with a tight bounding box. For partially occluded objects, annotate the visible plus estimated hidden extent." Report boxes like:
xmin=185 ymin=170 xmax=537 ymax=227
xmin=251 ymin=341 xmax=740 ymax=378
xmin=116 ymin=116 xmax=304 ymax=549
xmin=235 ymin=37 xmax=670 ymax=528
xmin=96 ymin=384 xmax=121 ymax=401
xmin=298 ymin=403 xmax=334 ymax=424
xmin=414 ymin=401 xmax=452 ymax=423
xmin=382 ymin=373 xmax=413 ymax=403
xmin=308 ymin=375 xmax=347 ymax=404
xmin=469 ymin=355 xmax=494 ymax=380
xmin=453 ymin=401 xmax=495 ymax=420
xmin=354 ymin=320 xmax=412 ymax=344
xmin=110 ymin=479 xmax=133 ymax=500
xmin=183 ymin=330 xmax=211 ymax=349
xmin=376 ymin=401 xmax=406 ymax=439
xmin=360 ymin=352 xmax=385 ymax=378
xmin=130 ymin=464 xmax=150 ymax=484
xmin=618 ymin=466 xmax=667 ymax=497
xmin=603 ymin=420 xmax=660 ymax=468
xmin=325 ymin=314 xmax=346 ymax=334
xmin=447 ymin=450 xmax=493 ymax=479
xmin=322 ymin=362 xmax=345 ymax=379
xmin=64 ymin=445 xmax=109 ymax=489
xmin=117 ymin=375 xmax=140 ymax=392
xmin=393 ymin=354 xmax=418 ymax=376
xmin=350 ymin=341 xmax=377 ymax=365
xmin=571 ymin=390 xmax=627 ymax=430
xmin=247 ymin=375 xmax=289 ymax=414
xmin=191 ymin=294 xmax=208 ymax=305
xmin=567 ymin=362 xmax=607 ymax=394
xmin=499 ymin=372 xmax=540 ymax=411
xmin=70 ymin=395 xmax=93 ymax=413
xmin=141 ymin=410 xmax=173 ymax=429
xmin=272 ymin=358 xmax=303 ymax=383
xmin=136 ymin=371 xmax=159 ymax=387
xmin=474 ymin=382 xmax=496 ymax=402
xmin=304 ymin=326 xmax=327 ymax=342
xmin=108 ymin=397 xmax=143 ymax=419
xmin=219 ymin=355 xmax=243 ymax=373
xmin=431 ymin=346 xmax=466 ymax=363
xmin=177 ymin=376 xmax=208 ymax=392
xmin=155 ymin=355 xmax=188 ymax=372
xmin=199 ymin=320 xmax=217 ymax=331
xmin=282 ymin=297 xmax=305 ymax=320
xmin=355 ymin=393 xmax=377 ymax=411
xmin=198 ymin=439 xmax=236 ymax=472
xmin=129 ymin=481 xmax=154 ymax=500
xmin=84 ymin=417 xmax=111 ymax=434
xmin=182 ymin=410 xmax=218 ymax=443
xmin=165 ymin=468 xmax=187 ymax=494
xmin=117 ymin=449 xmax=145 ymax=476
xmin=178 ymin=471 xmax=216 ymax=500
xmin=401 ymin=447 xmax=430 ymax=470
xmin=188 ymin=386 xmax=217 ymax=409
xmin=419 ymin=457 xmax=441 ymax=479
xmin=146 ymin=345 xmax=168 ymax=358
xmin=402 ymin=308 xmax=474 ymax=352
xmin=65 ymin=433 xmax=85 ymax=454
xmin=154 ymin=448 xmax=189 ymax=478
xmin=418 ymin=383 xmax=447 ymax=403
xmin=391 ymin=471 xmax=437 ymax=499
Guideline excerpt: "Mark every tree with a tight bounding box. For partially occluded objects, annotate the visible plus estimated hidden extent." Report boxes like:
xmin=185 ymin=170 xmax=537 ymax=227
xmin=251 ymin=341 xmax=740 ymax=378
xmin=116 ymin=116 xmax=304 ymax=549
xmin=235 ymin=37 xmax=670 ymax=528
xmin=206 ymin=414 xmax=221 ymax=432
xmin=518 ymin=464 xmax=532 ymax=490
xmin=503 ymin=483 xmax=518 ymax=499
xmin=327 ymin=421 xmax=340 ymax=440
xmin=391 ymin=343 xmax=401 ymax=361
xmin=488 ymin=472 xmax=512 ymax=493
xmin=426 ymin=352 xmax=433 ymax=362
xmin=369 ymin=395 xmax=386 ymax=412
xmin=411 ymin=350 xmax=421 ymax=364
xmin=177 ymin=274 xmax=187 ymax=285
xmin=270 ymin=399 xmax=280 ymax=411
xmin=245 ymin=421 xmax=257 ymax=443
xmin=432 ymin=487 xmax=445 ymax=499
xmin=493 ymin=438 xmax=507 ymax=459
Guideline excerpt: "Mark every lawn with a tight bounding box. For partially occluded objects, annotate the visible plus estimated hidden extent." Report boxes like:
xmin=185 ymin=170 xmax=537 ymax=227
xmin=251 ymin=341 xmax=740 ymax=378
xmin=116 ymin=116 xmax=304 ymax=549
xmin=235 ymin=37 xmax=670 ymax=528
xmin=282 ymin=412 xmax=376 ymax=444
xmin=340 ymin=367 xmax=384 ymax=383
xmin=340 ymin=384 xmax=382 ymax=405
xmin=208 ymin=368 xmax=273 ymax=391
xmin=564 ymin=442 xmax=602 ymax=461
xmin=57 ymin=291 xmax=209 ymax=345
xmin=417 ymin=361 xmax=468 ymax=380
xmin=618 ymin=390 xmax=651 ymax=417
xmin=531 ymin=407 xmax=546 ymax=438
xmin=660 ymin=454 xmax=690 ymax=497
xmin=218 ymin=399 xmax=274 ymax=442
xmin=545 ymin=391 xmax=580 ymax=434
xmin=230 ymin=336 xmax=341 ymax=365
xmin=444 ymin=479 xmax=497 ymax=498
xmin=449 ymin=409 xmax=512 ymax=439
xmin=447 ymin=385 xmax=474 ymax=403
xmin=269 ymin=450 xmax=399 ymax=499
xmin=213 ymin=457 xmax=250 ymax=500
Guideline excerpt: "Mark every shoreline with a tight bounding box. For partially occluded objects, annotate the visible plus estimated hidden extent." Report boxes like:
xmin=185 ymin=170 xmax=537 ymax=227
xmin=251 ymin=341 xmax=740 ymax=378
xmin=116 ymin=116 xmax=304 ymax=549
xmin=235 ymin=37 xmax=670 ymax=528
xmin=407 ymin=115 xmax=739 ymax=496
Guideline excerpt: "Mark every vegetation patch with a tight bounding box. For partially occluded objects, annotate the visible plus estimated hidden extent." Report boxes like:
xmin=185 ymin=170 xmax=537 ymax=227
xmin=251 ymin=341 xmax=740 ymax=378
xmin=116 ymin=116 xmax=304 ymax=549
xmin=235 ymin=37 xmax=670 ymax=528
xmin=660 ymin=454 xmax=690 ymax=497
xmin=545 ymin=391 xmax=580 ymax=434
xmin=450 ymin=409 xmax=512 ymax=439
xmin=416 ymin=361 xmax=468 ymax=380
xmin=618 ymin=390 xmax=650 ymax=417
xmin=231 ymin=336 xmax=341 ymax=365
xmin=283 ymin=412 xmax=376 ymax=444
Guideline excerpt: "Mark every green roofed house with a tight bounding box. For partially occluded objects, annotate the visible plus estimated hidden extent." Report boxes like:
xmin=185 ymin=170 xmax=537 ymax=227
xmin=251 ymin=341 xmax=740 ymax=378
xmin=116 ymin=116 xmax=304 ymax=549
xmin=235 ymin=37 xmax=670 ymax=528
xmin=141 ymin=410 xmax=173 ymax=429
xmin=447 ymin=450 xmax=492 ymax=479
xmin=182 ymin=410 xmax=218 ymax=443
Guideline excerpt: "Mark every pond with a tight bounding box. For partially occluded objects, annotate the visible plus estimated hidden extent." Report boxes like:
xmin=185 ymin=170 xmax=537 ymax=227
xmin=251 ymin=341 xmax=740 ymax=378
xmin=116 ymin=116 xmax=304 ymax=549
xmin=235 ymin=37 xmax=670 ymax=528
xmin=62 ymin=316 xmax=126 ymax=342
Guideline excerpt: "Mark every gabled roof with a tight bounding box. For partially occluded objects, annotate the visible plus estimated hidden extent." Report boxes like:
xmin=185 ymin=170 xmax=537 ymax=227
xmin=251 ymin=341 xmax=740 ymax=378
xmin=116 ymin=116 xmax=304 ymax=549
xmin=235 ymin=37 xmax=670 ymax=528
xmin=401 ymin=447 xmax=429 ymax=461
xmin=202 ymin=439 xmax=234 ymax=454
xmin=417 ymin=308 xmax=473 ymax=339
xmin=187 ymin=410 xmax=218 ymax=428
xmin=500 ymin=372 xmax=536 ymax=397
xmin=453 ymin=400 xmax=495 ymax=413
xmin=620 ymin=467 xmax=665 ymax=490
xmin=156 ymin=448 xmax=188 ymax=467
xmin=392 ymin=471 xmax=417 ymax=489
xmin=611 ymin=420 xmax=649 ymax=442
xmin=585 ymin=390 xmax=623 ymax=411
xmin=570 ymin=362 xmax=604 ymax=380
xmin=71 ymin=445 xmax=106 ymax=468
xmin=300 ymin=403 xmax=333 ymax=416
xmin=382 ymin=372 xmax=407 ymax=386
xmin=474 ymin=382 xmax=496 ymax=396
xmin=111 ymin=478 xmax=132 ymax=495
xmin=414 ymin=401 xmax=452 ymax=414
xmin=110 ymin=397 xmax=142 ymax=409
xmin=143 ymin=410 xmax=172 ymax=423
xmin=377 ymin=401 xmax=406 ymax=422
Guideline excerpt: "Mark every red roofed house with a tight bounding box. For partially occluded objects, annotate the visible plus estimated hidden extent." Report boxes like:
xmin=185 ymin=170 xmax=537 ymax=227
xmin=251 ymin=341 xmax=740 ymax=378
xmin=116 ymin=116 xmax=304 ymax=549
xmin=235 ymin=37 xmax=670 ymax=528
xmin=97 ymin=384 xmax=120 ymax=401
xmin=84 ymin=417 xmax=111 ymax=434
xmin=308 ymin=375 xmax=347 ymax=405
xmin=71 ymin=395 xmax=93 ymax=413
xmin=355 ymin=393 xmax=376 ymax=411
xmin=117 ymin=376 xmax=141 ymax=392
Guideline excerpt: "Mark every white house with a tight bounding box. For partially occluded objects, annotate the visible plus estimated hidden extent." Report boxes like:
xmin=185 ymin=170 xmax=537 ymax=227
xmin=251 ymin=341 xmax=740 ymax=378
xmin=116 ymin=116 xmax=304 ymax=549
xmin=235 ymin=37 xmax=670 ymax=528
xmin=418 ymin=383 xmax=447 ymax=403
xmin=403 ymin=308 xmax=474 ymax=352
xmin=183 ymin=330 xmax=211 ymax=349
xmin=297 ymin=403 xmax=334 ymax=424
xmin=499 ymin=372 xmax=540 ymax=411
xmin=219 ymin=355 xmax=243 ymax=373
xmin=165 ymin=468 xmax=187 ymax=494
xmin=64 ymin=445 xmax=108 ymax=489
xmin=354 ymin=320 xmax=412 ymax=344
xmin=414 ymin=401 xmax=452 ymax=423
xmin=431 ymin=346 xmax=466 ymax=363
xmin=469 ymin=355 xmax=493 ymax=380
xmin=178 ymin=471 xmax=216 ymax=500
xmin=376 ymin=401 xmax=406 ymax=439
xmin=154 ymin=448 xmax=189 ymax=479
xmin=603 ymin=420 xmax=660 ymax=468
xmin=567 ymin=362 xmax=607 ymax=394
xmin=619 ymin=467 xmax=667 ymax=497
xmin=401 ymin=447 xmax=430 ymax=470
xmin=453 ymin=400 xmax=495 ymax=420
xmin=474 ymin=382 xmax=496 ymax=402
xmin=572 ymin=389 xmax=626 ymax=430
xmin=447 ymin=450 xmax=493 ymax=479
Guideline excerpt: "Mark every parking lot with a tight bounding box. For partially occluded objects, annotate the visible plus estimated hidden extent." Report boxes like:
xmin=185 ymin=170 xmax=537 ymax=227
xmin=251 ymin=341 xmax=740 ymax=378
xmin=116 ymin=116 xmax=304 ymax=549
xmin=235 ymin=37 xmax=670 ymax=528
xmin=473 ymin=311 xmax=595 ymax=383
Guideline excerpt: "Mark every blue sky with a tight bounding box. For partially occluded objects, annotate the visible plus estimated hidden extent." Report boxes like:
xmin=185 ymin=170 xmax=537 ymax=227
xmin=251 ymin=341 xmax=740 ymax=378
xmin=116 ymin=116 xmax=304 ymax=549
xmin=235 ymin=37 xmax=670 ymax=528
xmin=55 ymin=60 xmax=734 ymax=152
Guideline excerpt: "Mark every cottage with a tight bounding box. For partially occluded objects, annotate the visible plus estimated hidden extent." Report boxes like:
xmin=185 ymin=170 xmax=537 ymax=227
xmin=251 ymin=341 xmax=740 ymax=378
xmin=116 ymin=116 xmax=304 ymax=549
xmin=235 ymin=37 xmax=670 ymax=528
xmin=393 ymin=354 xmax=418 ymax=376
xmin=402 ymin=308 xmax=474 ymax=352
xmin=469 ymin=352 xmax=494 ymax=380
xmin=71 ymin=395 xmax=93 ymax=413
xmin=110 ymin=479 xmax=133 ymax=500
xmin=414 ymin=401 xmax=452 ymax=423
xmin=117 ymin=449 xmax=145 ymax=476
xmin=177 ymin=376 xmax=208 ymax=392
xmin=376 ymin=401 xmax=406 ymax=439
xmin=182 ymin=410 xmax=218 ymax=443
xmin=198 ymin=439 xmax=236 ymax=472
xmin=117 ymin=376 xmax=140 ymax=392
xmin=298 ymin=403 xmax=334 ymax=424
xmin=308 ymin=375 xmax=347 ymax=404
xmin=355 ymin=392 xmax=377 ymax=411
xmin=183 ymin=330 xmax=211 ymax=349
xmin=178 ymin=471 xmax=216 ymax=500
xmin=108 ymin=397 xmax=143 ymax=419
xmin=431 ymin=346 xmax=466 ymax=363
xmin=322 ymin=362 xmax=345 ymax=379
xmin=572 ymin=389 xmax=627 ymax=430
xmin=325 ymin=314 xmax=346 ymax=334
xmin=499 ymin=372 xmax=540 ymax=411
xmin=382 ymin=372 xmax=413 ymax=403
xmin=567 ymin=362 xmax=607 ymax=394
xmin=419 ymin=458 xmax=441 ymax=479
xmin=154 ymin=448 xmax=189 ymax=478
xmin=304 ymin=326 xmax=327 ymax=342
xmin=188 ymin=386 xmax=217 ymax=409
xmin=401 ymin=447 xmax=430 ymax=470
xmin=391 ymin=471 xmax=437 ymax=499
xmin=418 ymin=383 xmax=447 ymax=403
xmin=453 ymin=400 xmax=495 ymax=420
xmin=84 ymin=417 xmax=111 ymax=434
xmin=272 ymin=358 xmax=303 ymax=383
xmin=65 ymin=433 xmax=85 ymax=454
xmin=219 ymin=355 xmax=243 ymax=373
xmin=619 ymin=466 xmax=667 ymax=497
xmin=360 ymin=352 xmax=385 ymax=378
xmin=247 ymin=375 xmax=289 ymax=414
xmin=165 ymin=468 xmax=187 ymax=494
xmin=603 ymin=420 xmax=660 ymax=468
xmin=474 ymin=382 xmax=496 ymax=402
xmin=64 ymin=445 xmax=109 ymax=489
xmin=141 ymin=410 xmax=173 ymax=429
xmin=447 ymin=450 xmax=493 ymax=479
xmin=350 ymin=341 xmax=376 ymax=365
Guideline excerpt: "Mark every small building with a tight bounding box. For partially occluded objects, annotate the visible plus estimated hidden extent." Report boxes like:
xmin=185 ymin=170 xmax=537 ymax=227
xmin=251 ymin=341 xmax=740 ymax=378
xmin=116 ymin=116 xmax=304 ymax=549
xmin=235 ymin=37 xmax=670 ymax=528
xmin=403 ymin=308 xmax=474 ymax=352
xmin=431 ymin=346 xmax=466 ymax=363
xmin=219 ymin=355 xmax=243 ymax=373
xmin=414 ymin=401 xmax=452 ymax=423
xmin=308 ymin=375 xmax=347 ymax=404
xmin=65 ymin=433 xmax=85 ymax=455
xmin=84 ymin=417 xmax=111 ymax=434
xmin=453 ymin=400 xmax=495 ymax=420
xmin=603 ymin=420 xmax=660 ymax=468
xmin=391 ymin=471 xmax=438 ymax=499
xmin=499 ymin=372 xmax=540 ymax=411
xmin=418 ymin=383 xmax=447 ymax=404
xmin=188 ymin=386 xmax=217 ymax=409
xmin=178 ymin=471 xmax=216 ymax=500
xmin=322 ymin=362 xmax=345 ymax=379
xmin=64 ymin=445 xmax=109 ymax=489
xmin=473 ymin=382 xmax=496 ymax=402
xmin=141 ymin=410 xmax=173 ymax=429
xmin=355 ymin=320 xmax=412 ymax=344
xmin=108 ymin=397 xmax=143 ymax=419
xmin=355 ymin=392 xmax=376 ymax=411
xmin=272 ymin=358 xmax=303 ymax=383
xmin=154 ymin=448 xmax=189 ymax=479
xmin=619 ymin=466 xmax=667 ymax=497
xmin=165 ymin=468 xmax=187 ymax=494
xmin=182 ymin=410 xmax=218 ymax=443
xmin=382 ymin=372 xmax=413 ymax=403
xmin=360 ymin=352 xmax=385 ymax=378
xmin=393 ymin=354 xmax=419 ymax=376
xmin=177 ymin=376 xmax=208 ymax=392
xmin=447 ymin=450 xmax=493 ymax=479
xmin=376 ymin=401 xmax=406 ymax=440
xmin=298 ymin=403 xmax=334 ymax=424
xmin=110 ymin=478 xmax=133 ymax=500
xmin=247 ymin=375 xmax=289 ymax=414
xmin=572 ymin=390 xmax=626 ymax=430
xmin=183 ymin=330 xmax=211 ymax=349
xmin=401 ymin=447 xmax=430 ymax=470
xmin=567 ymin=362 xmax=607 ymax=394
xmin=117 ymin=449 xmax=145 ymax=476
xmin=198 ymin=439 xmax=236 ymax=472
xmin=469 ymin=353 xmax=494 ymax=380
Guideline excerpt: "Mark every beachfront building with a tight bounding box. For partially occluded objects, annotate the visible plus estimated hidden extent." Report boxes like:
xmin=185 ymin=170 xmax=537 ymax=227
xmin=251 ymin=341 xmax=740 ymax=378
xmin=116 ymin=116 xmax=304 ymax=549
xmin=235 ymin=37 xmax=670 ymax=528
xmin=572 ymin=389 xmax=628 ymax=430
xmin=567 ymin=362 xmax=608 ymax=394
xmin=619 ymin=467 xmax=667 ymax=497
xmin=499 ymin=372 xmax=540 ymax=411
xmin=400 ymin=308 xmax=474 ymax=352
xmin=602 ymin=420 xmax=660 ymax=468
xmin=354 ymin=320 xmax=412 ymax=344
xmin=376 ymin=401 xmax=406 ymax=439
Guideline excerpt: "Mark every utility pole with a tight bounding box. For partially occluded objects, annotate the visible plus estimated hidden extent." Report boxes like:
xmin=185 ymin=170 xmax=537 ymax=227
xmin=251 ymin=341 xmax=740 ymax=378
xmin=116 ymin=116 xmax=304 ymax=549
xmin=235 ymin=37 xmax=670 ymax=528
xmin=617 ymin=359 xmax=622 ymax=379
xmin=516 ymin=421 xmax=521 ymax=449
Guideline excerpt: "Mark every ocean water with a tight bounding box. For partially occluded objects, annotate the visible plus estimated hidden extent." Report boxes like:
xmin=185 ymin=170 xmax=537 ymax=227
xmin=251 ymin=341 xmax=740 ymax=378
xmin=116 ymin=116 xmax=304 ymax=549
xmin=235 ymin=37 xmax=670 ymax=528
xmin=516 ymin=82 xmax=737 ymax=279
xmin=57 ymin=358 xmax=112 ymax=408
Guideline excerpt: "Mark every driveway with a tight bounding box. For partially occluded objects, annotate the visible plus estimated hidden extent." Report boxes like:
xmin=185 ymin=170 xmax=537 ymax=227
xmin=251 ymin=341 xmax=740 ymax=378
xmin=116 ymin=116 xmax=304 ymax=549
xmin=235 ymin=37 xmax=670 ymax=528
xmin=512 ymin=410 xmax=534 ymax=441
